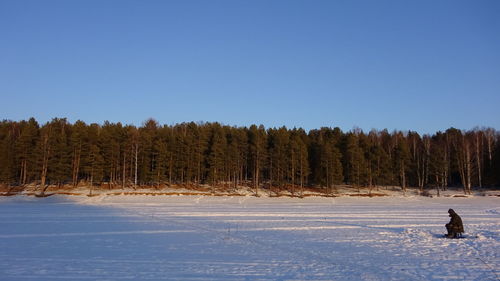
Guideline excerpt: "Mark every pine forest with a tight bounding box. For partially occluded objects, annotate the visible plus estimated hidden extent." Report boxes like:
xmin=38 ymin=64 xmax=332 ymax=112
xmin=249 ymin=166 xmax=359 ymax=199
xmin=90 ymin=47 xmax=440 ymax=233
xmin=1 ymin=118 xmax=499 ymax=196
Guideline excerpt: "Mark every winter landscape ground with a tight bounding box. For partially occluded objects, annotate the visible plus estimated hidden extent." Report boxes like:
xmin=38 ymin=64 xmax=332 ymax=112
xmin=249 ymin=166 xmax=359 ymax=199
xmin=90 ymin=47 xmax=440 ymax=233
xmin=0 ymin=194 xmax=498 ymax=281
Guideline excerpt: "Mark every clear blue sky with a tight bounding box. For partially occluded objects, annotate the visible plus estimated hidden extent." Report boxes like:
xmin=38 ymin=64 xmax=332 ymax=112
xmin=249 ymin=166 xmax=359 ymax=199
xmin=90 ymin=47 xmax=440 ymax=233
xmin=1 ymin=0 xmax=499 ymax=134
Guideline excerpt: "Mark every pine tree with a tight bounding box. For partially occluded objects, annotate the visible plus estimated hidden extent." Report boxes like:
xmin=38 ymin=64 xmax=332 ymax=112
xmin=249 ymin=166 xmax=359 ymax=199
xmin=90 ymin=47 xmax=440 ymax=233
xmin=172 ymin=124 xmax=188 ymax=184
xmin=139 ymin=119 xmax=159 ymax=185
xmin=344 ymin=131 xmax=367 ymax=189
xmin=37 ymin=122 xmax=53 ymax=192
xmin=430 ymin=133 xmax=448 ymax=196
xmin=49 ymin=119 xmax=72 ymax=186
xmin=0 ymin=118 xmax=498 ymax=195
xmin=0 ymin=121 xmax=18 ymax=186
xmin=248 ymin=125 xmax=267 ymax=196
xmin=491 ymin=134 xmax=500 ymax=186
xmin=377 ymin=129 xmax=396 ymax=186
xmin=207 ymin=123 xmax=227 ymax=191
xmin=309 ymin=127 xmax=343 ymax=194
xmin=225 ymin=127 xmax=241 ymax=191
xmin=268 ymin=127 xmax=289 ymax=193
xmin=187 ymin=122 xmax=208 ymax=185
xmin=483 ymin=128 xmax=498 ymax=186
xmin=84 ymin=123 xmax=105 ymax=194
xmin=364 ymin=130 xmax=381 ymax=190
xmin=15 ymin=118 xmax=39 ymax=185
xmin=153 ymin=126 xmax=170 ymax=188
xmin=296 ymin=129 xmax=309 ymax=196
xmin=233 ymin=127 xmax=248 ymax=189
xmin=393 ymin=132 xmax=410 ymax=192
xmin=70 ymin=120 xmax=87 ymax=188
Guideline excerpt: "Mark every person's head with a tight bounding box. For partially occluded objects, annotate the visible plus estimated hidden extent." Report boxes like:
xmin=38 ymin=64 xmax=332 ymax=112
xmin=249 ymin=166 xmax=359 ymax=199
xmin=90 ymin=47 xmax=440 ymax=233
xmin=448 ymin=209 xmax=456 ymax=216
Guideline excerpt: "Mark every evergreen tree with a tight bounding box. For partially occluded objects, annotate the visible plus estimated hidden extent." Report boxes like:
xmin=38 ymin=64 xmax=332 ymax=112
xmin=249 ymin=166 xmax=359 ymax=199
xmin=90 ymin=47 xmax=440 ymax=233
xmin=225 ymin=127 xmax=241 ymax=191
xmin=364 ymin=130 xmax=381 ymax=189
xmin=153 ymin=125 xmax=170 ymax=188
xmin=85 ymin=123 xmax=105 ymax=192
xmin=70 ymin=120 xmax=87 ymax=187
xmin=15 ymin=118 xmax=39 ymax=185
xmin=0 ymin=121 xmax=17 ymax=185
xmin=309 ymin=127 xmax=343 ymax=194
xmin=248 ymin=125 xmax=267 ymax=195
xmin=344 ymin=131 xmax=367 ymax=188
xmin=393 ymin=132 xmax=411 ymax=192
xmin=294 ymin=128 xmax=309 ymax=196
xmin=430 ymin=133 xmax=448 ymax=196
xmin=483 ymin=128 xmax=497 ymax=185
xmin=37 ymin=121 xmax=53 ymax=191
xmin=377 ymin=129 xmax=396 ymax=186
xmin=49 ymin=119 xmax=72 ymax=186
xmin=268 ymin=127 xmax=289 ymax=192
xmin=491 ymin=134 xmax=500 ymax=186
xmin=139 ymin=119 xmax=159 ymax=185
xmin=0 ymin=118 xmax=498 ymax=195
xmin=207 ymin=123 xmax=227 ymax=190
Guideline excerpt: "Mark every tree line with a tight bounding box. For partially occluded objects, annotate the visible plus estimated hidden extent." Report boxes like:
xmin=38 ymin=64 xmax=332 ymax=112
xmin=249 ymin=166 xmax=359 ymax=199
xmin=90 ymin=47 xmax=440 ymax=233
xmin=0 ymin=118 xmax=499 ymax=195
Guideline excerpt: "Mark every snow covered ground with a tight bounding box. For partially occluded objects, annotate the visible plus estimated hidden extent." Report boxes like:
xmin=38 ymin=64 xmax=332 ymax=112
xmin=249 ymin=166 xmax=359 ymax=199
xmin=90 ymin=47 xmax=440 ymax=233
xmin=0 ymin=195 xmax=498 ymax=280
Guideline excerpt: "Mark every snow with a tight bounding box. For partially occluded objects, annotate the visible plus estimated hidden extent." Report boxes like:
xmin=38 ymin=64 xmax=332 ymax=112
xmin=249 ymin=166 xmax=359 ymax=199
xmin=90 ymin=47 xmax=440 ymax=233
xmin=0 ymin=195 xmax=498 ymax=280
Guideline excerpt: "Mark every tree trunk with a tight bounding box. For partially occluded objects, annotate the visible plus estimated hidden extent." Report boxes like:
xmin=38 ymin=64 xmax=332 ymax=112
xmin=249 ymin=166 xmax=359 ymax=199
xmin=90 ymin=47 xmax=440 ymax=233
xmin=368 ymin=165 xmax=373 ymax=194
xmin=72 ymin=143 xmax=81 ymax=188
xmin=255 ymin=159 xmax=259 ymax=196
xmin=326 ymin=163 xmax=330 ymax=195
xmin=89 ymin=163 xmax=94 ymax=195
xmin=435 ymin=174 xmax=440 ymax=197
xmin=122 ymin=153 xmax=126 ymax=189
xmin=157 ymin=169 xmax=161 ymax=189
xmin=458 ymin=135 xmax=472 ymax=195
xmin=20 ymin=159 xmax=27 ymax=185
xmin=134 ymin=143 xmax=138 ymax=188
xmin=300 ymin=153 xmax=304 ymax=197
xmin=400 ymin=161 xmax=406 ymax=193
xmin=424 ymin=137 xmax=431 ymax=189
xmin=475 ymin=133 xmax=482 ymax=188
xmin=197 ymin=151 xmax=201 ymax=186
xmin=40 ymin=135 xmax=51 ymax=194
xmin=465 ymin=142 xmax=472 ymax=194
xmin=169 ymin=155 xmax=173 ymax=185
xmin=485 ymin=129 xmax=494 ymax=168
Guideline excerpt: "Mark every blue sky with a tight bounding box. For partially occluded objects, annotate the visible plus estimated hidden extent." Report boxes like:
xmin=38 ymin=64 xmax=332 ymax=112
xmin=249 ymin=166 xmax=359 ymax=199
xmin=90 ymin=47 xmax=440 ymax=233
xmin=1 ymin=0 xmax=499 ymax=134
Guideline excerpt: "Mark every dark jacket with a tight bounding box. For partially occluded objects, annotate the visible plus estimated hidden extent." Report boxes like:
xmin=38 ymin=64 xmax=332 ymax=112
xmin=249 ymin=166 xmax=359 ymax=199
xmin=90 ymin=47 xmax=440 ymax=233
xmin=447 ymin=209 xmax=464 ymax=233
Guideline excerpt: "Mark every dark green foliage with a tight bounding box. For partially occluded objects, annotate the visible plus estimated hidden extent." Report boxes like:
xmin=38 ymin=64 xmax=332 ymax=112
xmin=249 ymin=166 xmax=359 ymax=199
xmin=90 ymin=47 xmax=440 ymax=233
xmin=248 ymin=125 xmax=267 ymax=194
xmin=16 ymin=118 xmax=40 ymax=185
xmin=207 ymin=123 xmax=226 ymax=186
xmin=0 ymin=121 xmax=17 ymax=184
xmin=139 ymin=119 xmax=158 ymax=185
xmin=491 ymin=137 xmax=500 ymax=186
xmin=344 ymin=131 xmax=367 ymax=186
xmin=0 ymin=118 xmax=498 ymax=192
xmin=86 ymin=123 xmax=105 ymax=186
xmin=268 ymin=127 xmax=290 ymax=188
xmin=153 ymin=126 xmax=170 ymax=187
xmin=393 ymin=132 xmax=411 ymax=191
xmin=48 ymin=119 xmax=72 ymax=185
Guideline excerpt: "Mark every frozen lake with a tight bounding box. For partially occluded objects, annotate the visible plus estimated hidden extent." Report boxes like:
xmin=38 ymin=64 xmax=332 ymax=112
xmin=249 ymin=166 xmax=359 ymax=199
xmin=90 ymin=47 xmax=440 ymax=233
xmin=0 ymin=195 xmax=499 ymax=280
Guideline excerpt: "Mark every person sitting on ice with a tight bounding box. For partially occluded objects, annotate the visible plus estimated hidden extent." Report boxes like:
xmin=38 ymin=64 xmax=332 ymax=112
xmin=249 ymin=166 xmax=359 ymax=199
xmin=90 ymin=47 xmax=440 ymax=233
xmin=445 ymin=209 xmax=464 ymax=238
